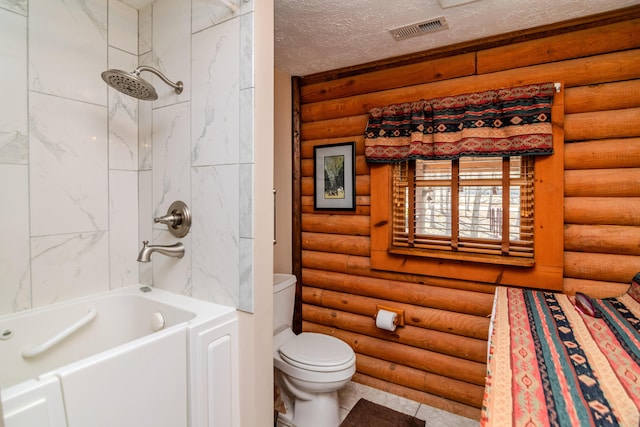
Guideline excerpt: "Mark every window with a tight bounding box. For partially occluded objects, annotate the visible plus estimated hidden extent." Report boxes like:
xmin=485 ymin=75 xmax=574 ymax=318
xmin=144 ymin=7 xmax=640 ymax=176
xmin=391 ymin=156 xmax=535 ymax=262
xmin=367 ymin=82 xmax=564 ymax=290
xmin=369 ymin=148 xmax=563 ymax=290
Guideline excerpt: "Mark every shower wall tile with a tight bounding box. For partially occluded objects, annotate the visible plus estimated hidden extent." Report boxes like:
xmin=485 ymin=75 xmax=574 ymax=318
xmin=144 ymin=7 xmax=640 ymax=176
xmin=192 ymin=0 xmax=238 ymax=33
xmin=138 ymin=170 xmax=153 ymax=285
xmin=239 ymin=237 xmax=254 ymax=312
xmin=239 ymin=164 xmax=253 ymax=312
xmin=240 ymin=11 xmax=254 ymax=90
xmin=0 ymin=9 xmax=27 ymax=165
xmin=108 ymin=47 xmax=139 ymax=171
xmin=109 ymin=170 xmax=139 ymax=289
xmin=239 ymin=87 xmax=254 ymax=163
xmin=31 ymin=231 xmax=110 ymax=308
xmin=138 ymin=52 xmax=153 ymax=170
xmin=240 ymin=0 xmax=253 ymax=14
xmin=152 ymin=229 xmax=192 ymax=295
xmin=152 ymin=102 xmax=191 ymax=220
xmin=0 ymin=164 xmax=31 ymax=314
xmin=29 ymin=93 xmax=108 ymax=236
xmin=108 ymin=0 xmax=138 ymax=55
xmin=139 ymin=96 xmax=153 ymax=170
xmin=138 ymin=4 xmax=152 ymax=55
xmin=0 ymin=0 xmax=257 ymax=314
xmin=0 ymin=0 xmax=26 ymax=15
xmin=191 ymin=18 xmax=240 ymax=167
xmin=239 ymin=163 xmax=253 ymax=238
xmin=192 ymin=165 xmax=240 ymax=308
xmin=152 ymin=0 xmax=190 ymax=108
xmin=29 ymin=0 xmax=107 ymax=105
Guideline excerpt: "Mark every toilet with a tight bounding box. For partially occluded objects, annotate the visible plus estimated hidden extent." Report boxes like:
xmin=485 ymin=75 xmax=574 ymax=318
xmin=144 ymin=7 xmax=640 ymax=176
xmin=273 ymin=274 xmax=356 ymax=427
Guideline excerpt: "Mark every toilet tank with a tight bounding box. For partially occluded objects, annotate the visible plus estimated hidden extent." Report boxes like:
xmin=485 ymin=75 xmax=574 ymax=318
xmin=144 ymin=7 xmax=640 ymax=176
xmin=273 ymin=274 xmax=297 ymax=334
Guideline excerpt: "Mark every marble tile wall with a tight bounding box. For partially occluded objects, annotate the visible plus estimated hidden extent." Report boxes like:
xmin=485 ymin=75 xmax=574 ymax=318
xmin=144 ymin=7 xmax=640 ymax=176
xmin=0 ymin=1 xmax=29 ymax=313
xmin=0 ymin=0 xmax=255 ymax=314
xmin=143 ymin=0 xmax=254 ymax=311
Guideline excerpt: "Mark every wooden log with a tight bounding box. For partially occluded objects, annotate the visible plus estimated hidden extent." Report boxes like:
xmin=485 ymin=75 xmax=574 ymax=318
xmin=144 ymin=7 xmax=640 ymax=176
xmin=301 ymin=154 xmax=369 ymax=177
xmin=564 ymin=251 xmax=640 ymax=283
xmin=301 ymin=196 xmax=371 ymax=215
xmin=346 ymin=253 xmax=497 ymax=294
xmin=564 ymin=224 xmax=640 ymax=255
xmin=301 ymin=136 xmax=365 ymax=159
xmin=298 ymin=50 xmax=640 ymax=123
xmin=564 ymin=138 xmax=640 ymax=170
xmin=355 ymin=353 xmax=485 ymax=408
xmin=352 ymin=373 xmax=481 ymax=421
xmin=477 ymin=19 xmax=640 ymax=74
xmin=301 ymin=250 xmax=497 ymax=294
xmin=301 ymin=115 xmax=368 ymax=141
xmin=302 ymin=286 xmax=490 ymax=340
xmin=564 ymin=107 xmax=640 ymax=141
xmin=301 ymin=232 xmax=370 ymax=256
xmin=302 ymin=213 xmax=370 ymax=236
xmin=301 ymin=175 xmax=370 ymax=196
xmin=302 ymin=250 xmax=351 ymax=272
xmin=564 ymin=197 xmax=640 ymax=226
xmin=302 ymin=305 xmax=487 ymax=363
xmin=302 ymin=268 xmax=495 ymax=316
xmin=303 ymin=322 xmax=487 ymax=386
xmin=302 ymin=206 xmax=372 ymax=215
xmin=565 ymin=80 xmax=640 ymax=114
xmin=300 ymin=53 xmax=476 ymax=104
xmin=563 ymin=277 xmax=630 ymax=299
xmin=293 ymin=77 xmax=303 ymax=334
xmin=302 ymin=196 xmax=371 ymax=208
xmin=564 ymin=169 xmax=640 ymax=197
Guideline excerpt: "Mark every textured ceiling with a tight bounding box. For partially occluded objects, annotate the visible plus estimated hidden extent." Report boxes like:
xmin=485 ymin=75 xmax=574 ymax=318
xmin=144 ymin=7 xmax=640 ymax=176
xmin=275 ymin=0 xmax=639 ymax=77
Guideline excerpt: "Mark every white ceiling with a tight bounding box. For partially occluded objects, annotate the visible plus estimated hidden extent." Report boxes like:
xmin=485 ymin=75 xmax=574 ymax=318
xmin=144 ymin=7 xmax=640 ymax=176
xmin=274 ymin=0 xmax=639 ymax=77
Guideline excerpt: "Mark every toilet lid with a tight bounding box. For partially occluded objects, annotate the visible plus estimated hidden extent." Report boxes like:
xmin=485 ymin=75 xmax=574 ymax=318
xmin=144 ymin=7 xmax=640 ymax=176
xmin=279 ymin=333 xmax=354 ymax=370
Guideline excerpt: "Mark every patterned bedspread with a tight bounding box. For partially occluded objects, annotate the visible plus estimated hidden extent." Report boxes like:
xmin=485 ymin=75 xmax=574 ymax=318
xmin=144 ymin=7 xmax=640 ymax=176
xmin=481 ymin=285 xmax=640 ymax=426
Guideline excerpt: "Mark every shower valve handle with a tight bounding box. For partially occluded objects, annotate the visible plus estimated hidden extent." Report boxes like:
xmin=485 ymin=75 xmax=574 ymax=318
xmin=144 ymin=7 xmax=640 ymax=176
xmin=154 ymin=201 xmax=191 ymax=238
xmin=154 ymin=212 xmax=182 ymax=227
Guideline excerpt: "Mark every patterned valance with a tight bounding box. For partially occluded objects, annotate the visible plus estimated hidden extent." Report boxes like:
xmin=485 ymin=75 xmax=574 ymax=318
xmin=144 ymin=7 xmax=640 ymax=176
xmin=364 ymin=83 xmax=556 ymax=162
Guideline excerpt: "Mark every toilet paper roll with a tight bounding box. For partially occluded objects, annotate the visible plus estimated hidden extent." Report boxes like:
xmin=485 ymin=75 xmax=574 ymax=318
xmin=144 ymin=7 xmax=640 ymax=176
xmin=376 ymin=309 xmax=397 ymax=331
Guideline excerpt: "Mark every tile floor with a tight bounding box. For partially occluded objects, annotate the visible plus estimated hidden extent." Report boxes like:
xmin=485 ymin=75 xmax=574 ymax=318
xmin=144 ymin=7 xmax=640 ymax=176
xmin=275 ymin=380 xmax=480 ymax=426
xmin=338 ymin=381 xmax=480 ymax=427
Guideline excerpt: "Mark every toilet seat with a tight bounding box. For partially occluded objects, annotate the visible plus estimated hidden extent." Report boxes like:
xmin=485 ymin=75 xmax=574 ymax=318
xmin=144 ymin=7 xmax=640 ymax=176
xmin=279 ymin=332 xmax=355 ymax=372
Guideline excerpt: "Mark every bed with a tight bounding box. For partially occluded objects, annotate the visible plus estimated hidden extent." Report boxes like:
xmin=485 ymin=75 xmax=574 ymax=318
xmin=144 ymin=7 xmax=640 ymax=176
xmin=481 ymin=274 xmax=640 ymax=426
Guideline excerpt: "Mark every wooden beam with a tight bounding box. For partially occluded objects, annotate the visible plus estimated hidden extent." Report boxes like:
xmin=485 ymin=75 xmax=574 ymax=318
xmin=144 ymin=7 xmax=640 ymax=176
xmin=292 ymin=76 xmax=303 ymax=334
xmin=565 ymin=138 xmax=640 ymax=170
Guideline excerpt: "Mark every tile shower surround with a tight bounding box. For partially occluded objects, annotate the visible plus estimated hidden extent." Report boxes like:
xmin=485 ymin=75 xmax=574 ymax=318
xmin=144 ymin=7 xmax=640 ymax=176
xmin=0 ymin=0 xmax=255 ymax=314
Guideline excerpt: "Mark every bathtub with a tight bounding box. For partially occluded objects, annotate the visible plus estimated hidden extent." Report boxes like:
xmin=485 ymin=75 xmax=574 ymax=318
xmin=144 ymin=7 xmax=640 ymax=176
xmin=0 ymin=285 xmax=238 ymax=427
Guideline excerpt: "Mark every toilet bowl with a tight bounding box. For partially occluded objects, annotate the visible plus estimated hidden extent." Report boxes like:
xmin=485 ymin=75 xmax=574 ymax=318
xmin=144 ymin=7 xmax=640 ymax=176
xmin=274 ymin=329 xmax=355 ymax=427
xmin=273 ymin=275 xmax=356 ymax=427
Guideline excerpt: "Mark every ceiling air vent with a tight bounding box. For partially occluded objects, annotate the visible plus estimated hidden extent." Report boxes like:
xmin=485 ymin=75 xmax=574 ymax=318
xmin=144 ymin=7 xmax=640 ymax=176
xmin=389 ymin=17 xmax=449 ymax=41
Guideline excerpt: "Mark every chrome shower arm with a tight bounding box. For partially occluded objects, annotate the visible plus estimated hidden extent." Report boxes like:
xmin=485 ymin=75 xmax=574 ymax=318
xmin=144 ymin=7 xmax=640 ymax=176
xmin=135 ymin=66 xmax=184 ymax=94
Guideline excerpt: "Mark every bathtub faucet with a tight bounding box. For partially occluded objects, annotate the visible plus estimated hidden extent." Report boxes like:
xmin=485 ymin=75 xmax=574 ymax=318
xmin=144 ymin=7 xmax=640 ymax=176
xmin=137 ymin=240 xmax=185 ymax=262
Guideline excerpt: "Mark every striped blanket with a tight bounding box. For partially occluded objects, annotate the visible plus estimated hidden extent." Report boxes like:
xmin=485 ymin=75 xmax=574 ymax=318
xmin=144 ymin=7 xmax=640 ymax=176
xmin=481 ymin=285 xmax=640 ymax=426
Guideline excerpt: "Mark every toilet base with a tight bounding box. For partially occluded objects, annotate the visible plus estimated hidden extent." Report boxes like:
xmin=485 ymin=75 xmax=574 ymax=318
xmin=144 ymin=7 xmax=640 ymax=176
xmin=293 ymin=390 xmax=340 ymax=427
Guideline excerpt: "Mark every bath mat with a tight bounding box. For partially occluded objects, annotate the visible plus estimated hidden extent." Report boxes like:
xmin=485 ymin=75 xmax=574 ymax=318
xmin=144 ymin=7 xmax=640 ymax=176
xmin=340 ymin=398 xmax=425 ymax=427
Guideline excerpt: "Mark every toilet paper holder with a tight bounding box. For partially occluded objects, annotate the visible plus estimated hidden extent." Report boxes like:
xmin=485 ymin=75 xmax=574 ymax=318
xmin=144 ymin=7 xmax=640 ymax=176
xmin=374 ymin=305 xmax=405 ymax=327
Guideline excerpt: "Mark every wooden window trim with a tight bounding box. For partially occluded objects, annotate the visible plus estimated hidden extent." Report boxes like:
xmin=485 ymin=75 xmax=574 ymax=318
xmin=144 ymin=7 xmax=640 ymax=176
xmin=391 ymin=156 xmax=534 ymax=263
xmin=369 ymin=91 xmax=565 ymax=290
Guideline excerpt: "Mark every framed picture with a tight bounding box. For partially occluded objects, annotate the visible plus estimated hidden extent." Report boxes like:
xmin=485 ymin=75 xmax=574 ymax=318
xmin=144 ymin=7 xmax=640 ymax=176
xmin=314 ymin=142 xmax=356 ymax=210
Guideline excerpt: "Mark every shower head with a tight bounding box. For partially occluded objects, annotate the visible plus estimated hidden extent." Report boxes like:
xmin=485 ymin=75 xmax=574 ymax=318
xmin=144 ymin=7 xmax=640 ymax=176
xmin=101 ymin=66 xmax=183 ymax=101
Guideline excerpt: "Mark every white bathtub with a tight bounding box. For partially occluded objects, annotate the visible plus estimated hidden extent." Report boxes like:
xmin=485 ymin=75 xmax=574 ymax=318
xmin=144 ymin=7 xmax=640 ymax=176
xmin=0 ymin=285 xmax=238 ymax=427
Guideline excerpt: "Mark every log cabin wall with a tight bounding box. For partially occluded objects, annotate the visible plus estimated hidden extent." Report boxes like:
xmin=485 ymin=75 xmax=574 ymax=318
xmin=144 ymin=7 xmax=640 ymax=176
xmin=292 ymin=7 xmax=640 ymax=419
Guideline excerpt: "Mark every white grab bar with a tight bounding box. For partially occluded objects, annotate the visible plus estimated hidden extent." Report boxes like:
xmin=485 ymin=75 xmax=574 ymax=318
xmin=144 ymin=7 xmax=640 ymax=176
xmin=22 ymin=308 xmax=98 ymax=359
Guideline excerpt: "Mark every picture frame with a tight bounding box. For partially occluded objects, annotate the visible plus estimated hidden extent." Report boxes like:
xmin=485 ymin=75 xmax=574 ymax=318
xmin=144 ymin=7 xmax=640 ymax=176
xmin=313 ymin=142 xmax=356 ymax=211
